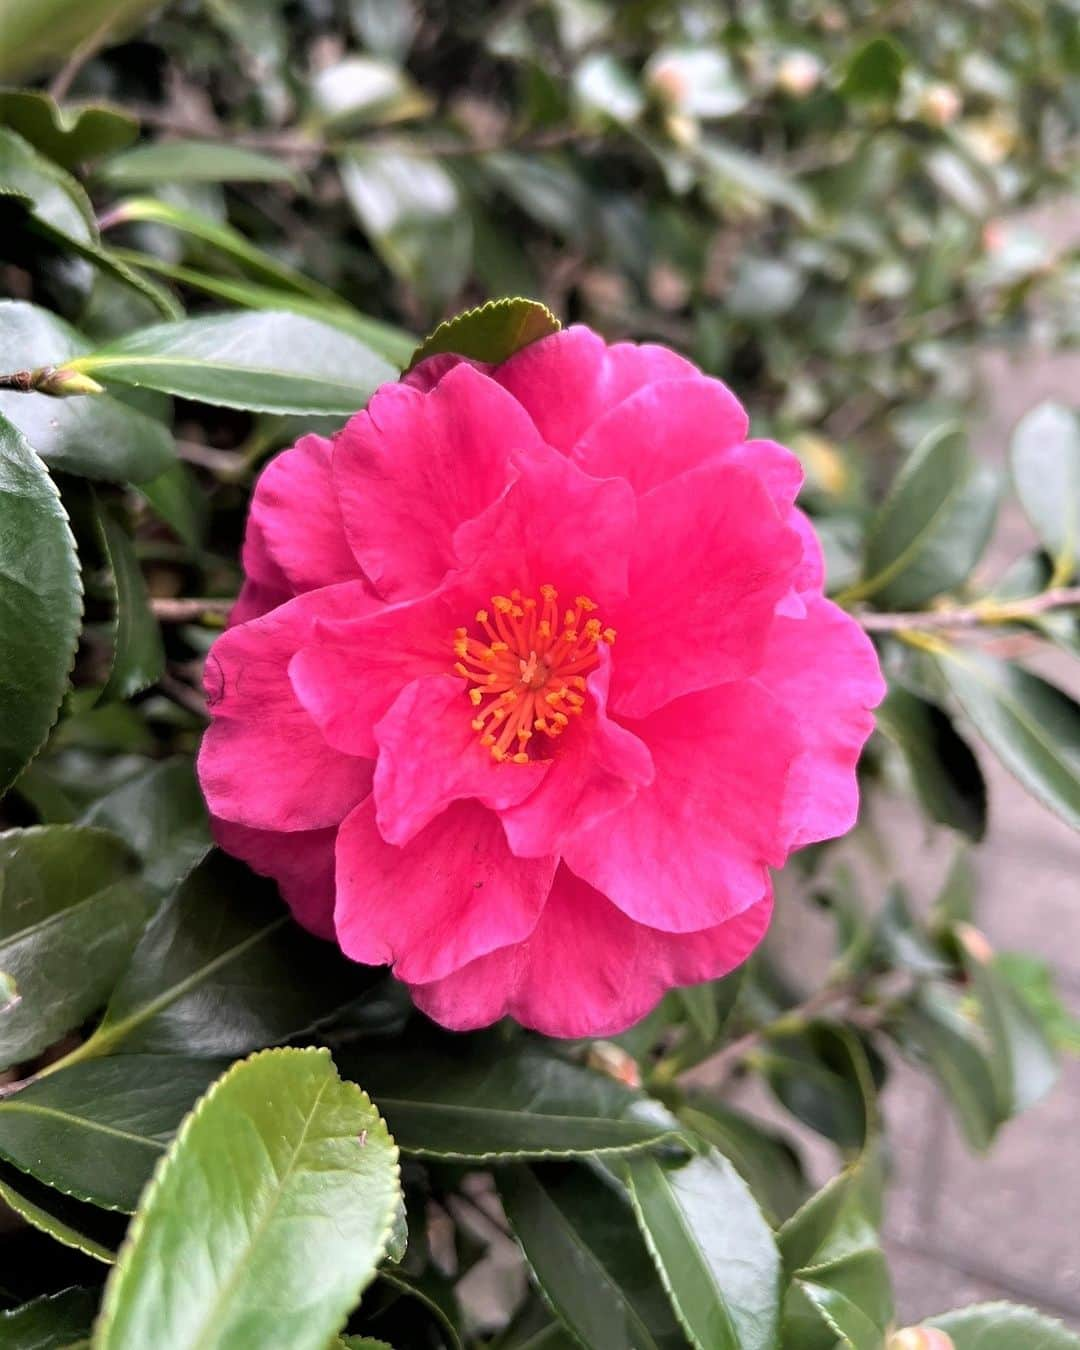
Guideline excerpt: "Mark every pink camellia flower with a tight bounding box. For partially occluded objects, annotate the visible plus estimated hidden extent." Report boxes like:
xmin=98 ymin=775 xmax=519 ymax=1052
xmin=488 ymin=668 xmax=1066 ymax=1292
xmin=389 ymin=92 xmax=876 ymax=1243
xmin=198 ymin=326 xmax=884 ymax=1037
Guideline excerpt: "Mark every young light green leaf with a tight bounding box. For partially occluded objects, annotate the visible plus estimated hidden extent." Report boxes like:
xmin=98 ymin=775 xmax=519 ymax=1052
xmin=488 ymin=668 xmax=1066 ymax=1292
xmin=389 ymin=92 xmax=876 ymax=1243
xmin=849 ymin=424 xmax=1000 ymax=609
xmin=0 ymin=300 xmax=175 ymax=483
xmin=927 ymin=1301 xmax=1080 ymax=1348
xmin=1010 ymin=402 xmax=1079 ymax=582
xmin=96 ymin=503 xmax=165 ymax=703
xmin=93 ymin=1048 xmax=402 ymax=1350
xmin=0 ymin=413 xmax=81 ymax=794
xmin=336 ymin=1040 xmax=684 ymax=1161
xmin=498 ymin=1163 xmax=687 ymax=1350
xmin=0 ymin=826 xmax=151 ymax=1069
xmin=622 ymin=1149 xmax=780 ymax=1350
xmin=933 ymin=645 xmax=1080 ymax=830
xmin=408 ymin=297 xmax=560 ymax=370
xmin=0 ymin=1285 xmax=99 ymax=1348
xmin=0 ymin=1055 xmax=224 ymax=1211
xmin=63 ymin=312 xmax=397 ymax=414
xmin=0 ymin=0 xmax=160 ymax=81
xmin=97 ymin=139 xmax=300 ymax=189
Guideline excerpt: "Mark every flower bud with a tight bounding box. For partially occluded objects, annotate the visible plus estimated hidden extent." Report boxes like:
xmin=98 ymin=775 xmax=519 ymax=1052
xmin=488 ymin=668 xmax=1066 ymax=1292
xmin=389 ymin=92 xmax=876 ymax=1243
xmin=889 ymin=1328 xmax=955 ymax=1350
xmin=920 ymin=83 xmax=962 ymax=127
xmin=955 ymin=921 xmax=994 ymax=965
xmin=586 ymin=1041 xmax=642 ymax=1089
xmin=35 ymin=366 xmax=105 ymax=398
xmin=776 ymin=52 xmax=823 ymax=98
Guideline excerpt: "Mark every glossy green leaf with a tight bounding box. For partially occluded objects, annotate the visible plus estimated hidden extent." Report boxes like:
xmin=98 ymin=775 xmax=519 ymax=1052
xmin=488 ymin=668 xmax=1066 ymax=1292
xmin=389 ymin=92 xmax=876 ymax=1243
xmin=0 ymin=1156 xmax=121 ymax=1263
xmin=788 ymin=1281 xmax=882 ymax=1350
xmin=0 ymin=0 xmax=160 ymax=81
xmin=0 ymin=89 xmax=137 ymax=168
xmin=0 ymin=968 xmax=16 ymax=1013
xmin=336 ymin=1040 xmax=683 ymax=1161
xmin=840 ymin=37 xmax=907 ymax=102
xmin=1010 ymin=402 xmax=1080 ymax=581
xmin=876 ymin=686 xmax=987 ymax=840
xmin=899 ymin=987 xmax=1000 ymax=1151
xmin=79 ymin=757 xmax=211 ymax=895
xmin=0 ymin=413 xmax=81 ymax=794
xmin=498 ymin=1163 xmax=687 ymax=1350
xmin=64 ymin=312 xmax=396 ymax=414
xmin=0 ymin=1285 xmax=99 ymax=1348
xmin=134 ymin=461 xmax=205 ymax=550
xmin=622 ymin=1149 xmax=780 ymax=1350
xmin=851 ymin=424 xmax=999 ymax=608
xmin=934 ymin=645 xmax=1080 ymax=830
xmin=62 ymin=851 xmax=374 ymax=1062
xmin=0 ymin=1055 xmax=223 ymax=1211
xmin=311 ymin=56 xmax=431 ymax=132
xmin=94 ymin=1048 xmax=402 ymax=1350
xmin=0 ymin=826 xmax=150 ymax=1071
xmin=0 ymin=301 xmax=175 ymax=483
xmin=96 ymin=504 xmax=164 ymax=703
xmin=376 ymin=1269 xmax=463 ymax=1350
xmin=874 ymin=884 xmax=950 ymax=978
xmin=678 ymin=1100 xmax=808 ymax=1226
xmin=408 ymin=297 xmax=560 ymax=371
xmin=927 ymin=1301 xmax=1080 ymax=1348
xmin=97 ymin=140 xmax=299 ymax=189
xmin=759 ymin=1024 xmax=879 ymax=1150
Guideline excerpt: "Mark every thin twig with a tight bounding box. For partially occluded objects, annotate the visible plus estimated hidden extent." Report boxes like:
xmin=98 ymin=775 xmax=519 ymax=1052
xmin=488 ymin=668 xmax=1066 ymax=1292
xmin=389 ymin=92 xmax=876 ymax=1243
xmin=151 ymin=598 xmax=233 ymax=622
xmin=853 ymin=586 xmax=1080 ymax=632
xmin=48 ymin=12 xmax=118 ymax=101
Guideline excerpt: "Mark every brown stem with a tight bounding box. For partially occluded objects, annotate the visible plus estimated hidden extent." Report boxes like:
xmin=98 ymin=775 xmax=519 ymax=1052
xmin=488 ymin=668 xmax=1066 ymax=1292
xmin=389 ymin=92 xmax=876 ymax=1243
xmin=48 ymin=12 xmax=118 ymax=101
xmin=151 ymin=597 xmax=233 ymax=621
xmin=853 ymin=586 xmax=1080 ymax=632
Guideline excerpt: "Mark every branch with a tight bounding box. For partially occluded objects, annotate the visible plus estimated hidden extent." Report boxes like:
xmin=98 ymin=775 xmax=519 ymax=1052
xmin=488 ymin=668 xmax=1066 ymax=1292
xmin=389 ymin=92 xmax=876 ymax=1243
xmin=853 ymin=586 xmax=1080 ymax=632
xmin=151 ymin=597 xmax=233 ymax=621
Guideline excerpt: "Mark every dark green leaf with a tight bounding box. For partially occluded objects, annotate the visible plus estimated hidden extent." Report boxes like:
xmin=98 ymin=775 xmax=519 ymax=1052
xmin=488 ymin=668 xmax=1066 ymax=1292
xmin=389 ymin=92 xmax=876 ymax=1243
xmin=65 ymin=312 xmax=397 ymax=414
xmin=95 ymin=503 xmax=164 ymax=703
xmin=840 ymin=37 xmax=907 ymax=102
xmin=0 ymin=1157 xmax=121 ymax=1264
xmin=622 ymin=1149 xmax=780 ymax=1350
xmin=898 ymin=987 xmax=1000 ymax=1151
xmin=928 ymin=1301 xmax=1080 ymax=1348
xmin=0 ymin=301 xmax=175 ymax=483
xmin=79 ymin=758 xmax=211 ymax=896
xmin=852 ymin=424 xmax=1000 ymax=609
xmin=0 ymin=89 xmax=137 ymax=168
xmin=1010 ymin=402 xmax=1079 ymax=581
xmin=498 ymin=1163 xmax=687 ymax=1350
xmin=134 ymin=461 xmax=206 ymax=550
xmin=876 ymin=687 xmax=987 ymax=840
xmin=678 ymin=1099 xmax=808 ymax=1226
xmin=409 ymin=297 xmax=560 ymax=370
xmin=94 ymin=1048 xmax=402 ymax=1350
xmin=0 ymin=826 xmax=150 ymax=1071
xmin=0 ymin=1285 xmax=99 ymax=1348
xmin=97 ymin=140 xmax=299 ymax=189
xmin=759 ymin=1024 xmax=879 ymax=1150
xmin=874 ymin=885 xmax=950 ymax=978
xmin=0 ymin=413 xmax=81 ymax=794
xmin=934 ymin=645 xmax=1080 ymax=830
xmin=64 ymin=851 xmax=375 ymax=1061
xmin=376 ymin=1269 xmax=464 ymax=1350
xmin=0 ymin=1056 xmax=224 ymax=1211
xmin=0 ymin=0 xmax=160 ymax=81
xmin=337 ymin=1040 xmax=683 ymax=1161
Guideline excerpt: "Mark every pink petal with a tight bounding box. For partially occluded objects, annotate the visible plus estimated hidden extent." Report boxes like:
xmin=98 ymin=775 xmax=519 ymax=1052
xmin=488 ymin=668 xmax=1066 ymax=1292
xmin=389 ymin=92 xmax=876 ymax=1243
xmin=211 ymin=816 xmax=337 ymax=939
xmin=402 ymin=353 xmax=491 ymax=393
xmin=198 ymin=582 xmax=377 ymax=831
xmin=757 ymin=595 xmax=885 ymax=849
xmin=410 ymin=867 xmax=773 ymax=1038
xmin=572 ymin=377 xmax=748 ymax=494
xmin=609 ymin=461 xmax=802 ymax=719
xmin=334 ymin=796 xmax=556 ymax=984
xmin=499 ymin=648 xmax=654 ymax=858
xmin=373 ymin=675 xmax=548 ymax=846
xmin=332 ymin=364 xmax=542 ymax=601
xmin=491 ymin=326 xmax=699 ymax=453
xmin=229 ymin=575 xmax=292 ymax=627
xmin=562 ymin=681 xmax=798 ymax=931
xmin=248 ymin=434 xmax=363 ymax=595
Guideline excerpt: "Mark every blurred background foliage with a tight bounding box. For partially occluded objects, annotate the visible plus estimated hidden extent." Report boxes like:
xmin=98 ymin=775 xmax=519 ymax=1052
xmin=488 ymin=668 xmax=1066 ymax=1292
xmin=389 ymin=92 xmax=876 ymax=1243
xmin=1 ymin=1 xmax=1079 ymax=1347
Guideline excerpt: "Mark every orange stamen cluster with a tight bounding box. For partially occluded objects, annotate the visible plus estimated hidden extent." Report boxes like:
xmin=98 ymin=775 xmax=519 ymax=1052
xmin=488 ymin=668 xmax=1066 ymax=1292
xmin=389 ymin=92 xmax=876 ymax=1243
xmin=453 ymin=585 xmax=616 ymax=763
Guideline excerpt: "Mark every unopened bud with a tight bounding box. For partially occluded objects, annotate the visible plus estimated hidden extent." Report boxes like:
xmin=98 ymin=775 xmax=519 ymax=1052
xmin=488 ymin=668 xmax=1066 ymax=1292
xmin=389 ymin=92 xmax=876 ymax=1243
xmin=586 ymin=1041 xmax=641 ymax=1089
xmin=889 ymin=1328 xmax=955 ymax=1350
xmin=955 ymin=921 xmax=994 ymax=965
xmin=647 ymin=59 xmax=689 ymax=110
xmin=35 ymin=366 xmax=105 ymax=398
xmin=776 ymin=52 xmax=822 ymax=98
xmin=920 ymin=83 xmax=962 ymax=127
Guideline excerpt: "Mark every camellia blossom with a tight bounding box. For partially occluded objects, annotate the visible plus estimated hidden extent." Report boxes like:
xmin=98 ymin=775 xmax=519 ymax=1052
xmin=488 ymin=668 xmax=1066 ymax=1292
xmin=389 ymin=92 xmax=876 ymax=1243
xmin=198 ymin=326 xmax=884 ymax=1037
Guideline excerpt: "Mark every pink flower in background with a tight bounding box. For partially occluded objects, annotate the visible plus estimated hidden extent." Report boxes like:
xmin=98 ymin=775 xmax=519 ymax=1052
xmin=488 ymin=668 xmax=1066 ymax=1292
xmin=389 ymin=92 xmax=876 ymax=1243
xmin=198 ymin=326 xmax=884 ymax=1037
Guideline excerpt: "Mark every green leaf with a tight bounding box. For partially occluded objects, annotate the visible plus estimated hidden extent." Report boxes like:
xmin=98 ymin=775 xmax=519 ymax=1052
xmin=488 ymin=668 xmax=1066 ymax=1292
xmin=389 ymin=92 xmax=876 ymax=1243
xmin=79 ymin=757 xmax=211 ymax=896
xmin=0 ymin=413 xmax=81 ymax=794
xmin=876 ymin=687 xmax=987 ymax=840
xmin=1010 ymin=402 xmax=1080 ymax=582
xmin=62 ymin=851 xmax=374 ymax=1062
xmin=336 ymin=1039 xmax=683 ymax=1161
xmin=788 ymin=1281 xmax=882 ymax=1350
xmin=97 ymin=140 xmax=300 ymax=189
xmin=0 ymin=0 xmax=160 ymax=82
xmin=134 ymin=461 xmax=206 ymax=550
xmin=840 ymin=37 xmax=907 ymax=102
xmin=311 ymin=56 xmax=431 ymax=132
xmin=0 ymin=1285 xmax=99 ymax=1348
xmin=0 ymin=826 xmax=150 ymax=1071
xmin=850 ymin=424 xmax=1000 ymax=608
xmin=64 ymin=312 xmax=397 ymax=415
xmin=376 ymin=1269 xmax=463 ymax=1350
xmin=696 ymin=139 xmax=816 ymax=225
xmin=96 ymin=503 xmax=164 ymax=703
xmin=678 ymin=1100 xmax=808 ymax=1226
xmin=408 ymin=297 xmax=560 ymax=370
xmin=927 ymin=1301 xmax=1080 ymax=1348
xmin=0 ymin=1055 xmax=224 ymax=1211
xmin=0 ymin=301 xmax=175 ymax=483
xmin=933 ymin=645 xmax=1080 ymax=830
xmin=0 ymin=1156 xmax=122 ymax=1264
xmin=995 ymin=952 xmax=1080 ymax=1054
xmin=93 ymin=1048 xmax=402 ymax=1350
xmin=0 ymin=89 xmax=137 ymax=168
xmin=622 ymin=1149 xmax=779 ymax=1350
xmin=498 ymin=1163 xmax=687 ymax=1350
xmin=759 ymin=1024 xmax=879 ymax=1150
xmin=0 ymin=968 xmax=16 ymax=1013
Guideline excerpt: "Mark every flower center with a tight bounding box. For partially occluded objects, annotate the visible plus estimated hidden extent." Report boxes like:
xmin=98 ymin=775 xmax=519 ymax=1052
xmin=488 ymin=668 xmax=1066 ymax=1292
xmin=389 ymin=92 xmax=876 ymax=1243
xmin=452 ymin=584 xmax=616 ymax=763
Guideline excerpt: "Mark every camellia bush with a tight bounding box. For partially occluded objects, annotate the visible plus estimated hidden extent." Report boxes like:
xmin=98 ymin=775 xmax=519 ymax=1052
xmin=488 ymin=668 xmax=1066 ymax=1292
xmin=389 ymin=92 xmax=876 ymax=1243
xmin=0 ymin=2 xmax=1079 ymax=1348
